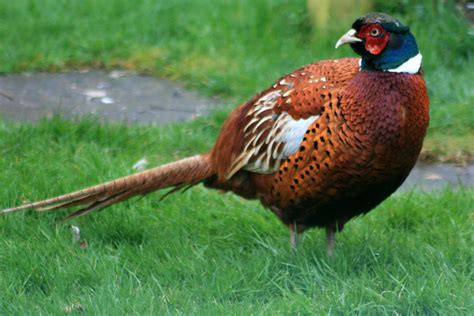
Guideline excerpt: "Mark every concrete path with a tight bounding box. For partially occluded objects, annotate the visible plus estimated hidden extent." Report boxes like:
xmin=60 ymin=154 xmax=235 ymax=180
xmin=0 ymin=71 xmax=472 ymax=192
xmin=0 ymin=70 xmax=218 ymax=124
xmin=401 ymin=163 xmax=474 ymax=191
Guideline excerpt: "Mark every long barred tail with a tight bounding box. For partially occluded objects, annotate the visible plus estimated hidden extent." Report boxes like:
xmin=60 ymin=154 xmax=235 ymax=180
xmin=1 ymin=154 xmax=214 ymax=220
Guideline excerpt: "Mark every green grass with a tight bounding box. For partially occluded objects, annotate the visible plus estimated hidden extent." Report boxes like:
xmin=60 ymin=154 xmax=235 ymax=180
xmin=0 ymin=118 xmax=472 ymax=314
xmin=0 ymin=0 xmax=473 ymax=156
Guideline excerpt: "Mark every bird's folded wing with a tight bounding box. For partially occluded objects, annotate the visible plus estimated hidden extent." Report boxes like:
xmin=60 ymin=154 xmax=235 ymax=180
xmin=226 ymin=58 xmax=360 ymax=178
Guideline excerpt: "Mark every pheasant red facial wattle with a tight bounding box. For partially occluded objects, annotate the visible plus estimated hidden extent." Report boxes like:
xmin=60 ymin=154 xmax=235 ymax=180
xmin=1 ymin=13 xmax=429 ymax=256
xmin=358 ymin=24 xmax=390 ymax=55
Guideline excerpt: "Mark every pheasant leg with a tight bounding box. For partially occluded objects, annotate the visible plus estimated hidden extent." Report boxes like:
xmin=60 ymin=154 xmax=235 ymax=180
xmin=289 ymin=222 xmax=298 ymax=251
xmin=326 ymin=226 xmax=336 ymax=256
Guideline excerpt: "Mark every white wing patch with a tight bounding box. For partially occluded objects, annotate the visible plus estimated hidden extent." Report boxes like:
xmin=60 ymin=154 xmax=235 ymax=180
xmin=279 ymin=115 xmax=319 ymax=157
xmin=227 ymin=89 xmax=319 ymax=178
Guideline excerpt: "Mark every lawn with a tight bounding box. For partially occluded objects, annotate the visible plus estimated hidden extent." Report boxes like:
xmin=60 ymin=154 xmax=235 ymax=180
xmin=0 ymin=0 xmax=473 ymax=314
xmin=0 ymin=118 xmax=472 ymax=314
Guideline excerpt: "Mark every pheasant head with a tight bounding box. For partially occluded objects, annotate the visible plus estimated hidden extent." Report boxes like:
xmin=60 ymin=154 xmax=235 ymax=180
xmin=336 ymin=12 xmax=421 ymax=74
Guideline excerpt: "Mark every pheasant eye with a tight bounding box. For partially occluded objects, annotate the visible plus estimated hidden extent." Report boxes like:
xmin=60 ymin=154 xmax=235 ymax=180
xmin=370 ymin=29 xmax=380 ymax=36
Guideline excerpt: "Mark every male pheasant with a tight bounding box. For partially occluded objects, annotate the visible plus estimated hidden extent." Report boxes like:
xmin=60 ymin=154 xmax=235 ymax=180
xmin=1 ymin=13 xmax=429 ymax=255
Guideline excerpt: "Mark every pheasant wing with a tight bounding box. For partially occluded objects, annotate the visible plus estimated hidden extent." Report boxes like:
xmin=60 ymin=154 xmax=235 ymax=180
xmin=226 ymin=58 xmax=360 ymax=178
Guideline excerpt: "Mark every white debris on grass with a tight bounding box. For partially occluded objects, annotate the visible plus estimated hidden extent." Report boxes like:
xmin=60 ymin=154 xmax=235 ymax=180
xmin=132 ymin=158 xmax=149 ymax=171
xmin=70 ymin=225 xmax=81 ymax=242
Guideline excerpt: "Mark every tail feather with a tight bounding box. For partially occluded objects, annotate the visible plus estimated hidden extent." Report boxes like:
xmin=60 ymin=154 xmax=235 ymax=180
xmin=61 ymin=190 xmax=135 ymax=221
xmin=1 ymin=154 xmax=214 ymax=219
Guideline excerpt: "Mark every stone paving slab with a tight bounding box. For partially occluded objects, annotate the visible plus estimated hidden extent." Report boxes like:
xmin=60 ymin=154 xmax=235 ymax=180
xmin=0 ymin=70 xmax=219 ymax=124
xmin=401 ymin=163 xmax=474 ymax=191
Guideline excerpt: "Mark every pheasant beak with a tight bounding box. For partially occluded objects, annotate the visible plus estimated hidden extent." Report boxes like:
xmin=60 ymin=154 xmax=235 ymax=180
xmin=335 ymin=29 xmax=362 ymax=49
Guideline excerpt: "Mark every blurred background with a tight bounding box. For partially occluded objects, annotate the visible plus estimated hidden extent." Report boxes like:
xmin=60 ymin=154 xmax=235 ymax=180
xmin=0 ymin=0 xmax=472 ymax=162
